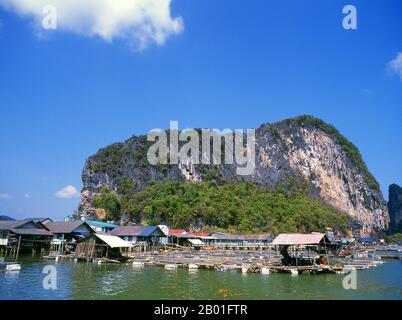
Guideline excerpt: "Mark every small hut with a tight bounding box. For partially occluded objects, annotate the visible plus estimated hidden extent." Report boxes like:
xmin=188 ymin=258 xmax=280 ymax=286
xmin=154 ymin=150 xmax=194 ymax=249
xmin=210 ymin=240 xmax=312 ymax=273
xmin=74 ymin=234 xmax=132 ymax=261
xmin=272 ymin=233 xmax=331 ymax=267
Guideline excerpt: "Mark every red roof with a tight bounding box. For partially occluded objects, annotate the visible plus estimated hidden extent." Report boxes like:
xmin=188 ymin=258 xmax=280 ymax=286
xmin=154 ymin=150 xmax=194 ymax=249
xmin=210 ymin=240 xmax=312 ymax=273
xmin=169 ymin=229 xmax=187 ymax=235
xmin=188 ymin=232 xmax=210 ymax=237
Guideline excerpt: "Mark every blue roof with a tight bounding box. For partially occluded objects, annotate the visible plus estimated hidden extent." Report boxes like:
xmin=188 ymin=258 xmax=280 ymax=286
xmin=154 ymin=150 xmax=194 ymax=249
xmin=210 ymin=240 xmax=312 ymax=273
xmin=86 ymin=220 xmax=118 ymax=229
xmin=359 ymin=237 xmax=377 ymax=243
xmin=110 ymin=225 xmax=163 ymax=237
xmin=139 ymin=226 xmax=159 ymax=237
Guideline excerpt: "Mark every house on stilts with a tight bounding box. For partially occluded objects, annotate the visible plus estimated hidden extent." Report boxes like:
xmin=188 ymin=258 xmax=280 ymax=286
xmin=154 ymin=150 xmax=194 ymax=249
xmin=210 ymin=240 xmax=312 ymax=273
xmin=74 ymin=233 xmax=132 ymax=262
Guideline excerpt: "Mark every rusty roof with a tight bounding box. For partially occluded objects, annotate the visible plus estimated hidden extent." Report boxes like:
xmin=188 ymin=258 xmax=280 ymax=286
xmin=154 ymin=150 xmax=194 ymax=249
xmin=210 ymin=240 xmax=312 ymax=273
xmin=272 ymin=233 xmax=329 ymax=246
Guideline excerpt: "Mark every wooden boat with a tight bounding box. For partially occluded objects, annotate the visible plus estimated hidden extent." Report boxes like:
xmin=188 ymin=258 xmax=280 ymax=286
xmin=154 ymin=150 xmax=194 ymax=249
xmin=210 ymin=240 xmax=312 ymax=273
xmin=0 ymin=262 xmax=21 ymax=272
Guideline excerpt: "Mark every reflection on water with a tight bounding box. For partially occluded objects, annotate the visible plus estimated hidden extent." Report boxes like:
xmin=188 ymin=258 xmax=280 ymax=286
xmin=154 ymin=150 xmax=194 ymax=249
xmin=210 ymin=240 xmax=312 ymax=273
xmin=0 ymin=255 xmax=401 ymax=300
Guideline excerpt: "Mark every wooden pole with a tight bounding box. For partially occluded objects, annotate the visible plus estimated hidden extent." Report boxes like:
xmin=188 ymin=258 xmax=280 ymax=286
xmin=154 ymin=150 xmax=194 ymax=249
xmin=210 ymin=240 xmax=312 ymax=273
xmin=15 ymin=235 xmax=21 ymax=261
xmin=61 ymin=234 xmax=65 ymax=255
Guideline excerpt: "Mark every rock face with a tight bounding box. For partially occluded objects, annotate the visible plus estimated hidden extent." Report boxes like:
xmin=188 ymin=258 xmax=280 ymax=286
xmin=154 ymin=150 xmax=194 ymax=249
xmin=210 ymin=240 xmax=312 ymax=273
xmin=80 ymin=115 xmax=389 ymax=235
xmin=388 ymin=184 xmax=402 ymax=233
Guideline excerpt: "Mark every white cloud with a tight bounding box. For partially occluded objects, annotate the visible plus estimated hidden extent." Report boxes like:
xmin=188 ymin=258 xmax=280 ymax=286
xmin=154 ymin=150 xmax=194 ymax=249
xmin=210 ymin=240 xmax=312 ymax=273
xmin=0 ymin=0 xmax=183 ymax=50
xmin=388 ymin=52 xmax=402 ymax=80
xmin=54 ymin=185 xmax=80 ymax=199
xmin=0 ymin=193 xmax=12 ymax=201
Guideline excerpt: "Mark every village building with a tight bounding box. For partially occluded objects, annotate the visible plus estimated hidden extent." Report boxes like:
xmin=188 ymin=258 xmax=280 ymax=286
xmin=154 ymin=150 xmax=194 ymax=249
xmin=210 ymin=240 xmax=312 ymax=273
xmin=85 ymin=220 xmax=118 ymax=233
xmin=45 ymin=221 xmax=94 ymax=241
xmin=168 ymin=230 xmax=215 ymax=247
xmin=211 ymin=232 xmax=271 ymax=248
xmin=110 ymin=225 xmax=167 ymax=244
xmin=74 ymin=233 xmax=132 ymax=261
xmin=0 ymin=220 xmax=53 ymax=254
xmin=44 ymin=221 xmax=95 ymax=254
xmin=26 ymin=217 xmax=54 ymax=225
xmin=271 ymin=233 xmax=332 ymax=267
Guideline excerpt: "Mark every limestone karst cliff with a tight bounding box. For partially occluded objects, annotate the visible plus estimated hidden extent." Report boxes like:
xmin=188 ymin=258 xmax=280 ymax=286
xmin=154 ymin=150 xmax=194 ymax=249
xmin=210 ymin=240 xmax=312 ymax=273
xmin=388 ymin=184 xmax=402 ymax=233
xmin=80 ymin=115 xmax=389 ymax=235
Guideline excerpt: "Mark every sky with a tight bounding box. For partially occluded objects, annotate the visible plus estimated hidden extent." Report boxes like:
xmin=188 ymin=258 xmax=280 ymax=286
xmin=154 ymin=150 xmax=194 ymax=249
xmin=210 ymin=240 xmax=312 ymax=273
xmin=0 ymin=0 xmax=401 ymax=220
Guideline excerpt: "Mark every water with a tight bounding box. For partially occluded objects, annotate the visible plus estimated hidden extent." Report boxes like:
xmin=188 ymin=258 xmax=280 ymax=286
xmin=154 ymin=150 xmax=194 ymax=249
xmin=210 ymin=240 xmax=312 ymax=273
xmin=0 ymin=255 xmax=401 ymax=300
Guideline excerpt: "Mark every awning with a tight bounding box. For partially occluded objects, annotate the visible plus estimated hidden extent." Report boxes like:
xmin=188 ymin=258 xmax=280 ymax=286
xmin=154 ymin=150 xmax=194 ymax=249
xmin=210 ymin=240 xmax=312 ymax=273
xmin=188 ymin=239 xmax=205 ymax=246
xmin=272 ymin=233 xmax=328 ymax=246
xmin=95 ymin=234 xmax=133 ymax=248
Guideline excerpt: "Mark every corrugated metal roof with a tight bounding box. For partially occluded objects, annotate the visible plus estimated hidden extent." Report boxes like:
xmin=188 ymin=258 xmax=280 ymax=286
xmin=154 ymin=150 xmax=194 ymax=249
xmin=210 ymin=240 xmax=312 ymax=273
xmin=241 ymin=234 xmax=271 ymax=241
xmin=46 ymin=221 xmax=91 ymax=234
xmin=211 ymin=232 xmax=271 ymax=241
xmin=188 ymin=239 xmax=205 ymax=246
xmin=0 ymin=220 xmax=36 ymax=230
xmin=210 ymin=232 xmax=240 ymax=240
xmin=95 ymin=234 xmax=133 ymax=248
xmin=169 ymin=229 xmax=187 ymax=235
xmin=25 ymin=218 xmax=53 ymax=223
xmin=86 ymin=220 xmax=118 ymax=229
xmin=188 ymin=232 xmax=210 ymax=237
xmin=10 ymin=228 xmax=53 ymax=236
xmin=110 ymin=226 xmax=162 ymax=237
xmin=272 ymin=233 xmax=327 ymax=246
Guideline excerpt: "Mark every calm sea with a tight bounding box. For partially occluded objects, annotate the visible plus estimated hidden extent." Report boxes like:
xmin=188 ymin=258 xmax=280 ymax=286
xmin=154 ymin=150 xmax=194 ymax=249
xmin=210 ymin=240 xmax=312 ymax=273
xmin=0 ymin=255 xmax=401 ymax=300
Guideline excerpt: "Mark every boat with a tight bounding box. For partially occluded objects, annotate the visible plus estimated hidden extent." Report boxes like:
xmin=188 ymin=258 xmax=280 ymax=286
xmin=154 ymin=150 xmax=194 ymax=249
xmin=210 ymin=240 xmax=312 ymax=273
xmin=260 ymin=267 xmax=270 ymax=275
xmin=0 ymin=262 xmax=21 ymax=272
xmin=188 ymin=264 xmax=199 ymax=270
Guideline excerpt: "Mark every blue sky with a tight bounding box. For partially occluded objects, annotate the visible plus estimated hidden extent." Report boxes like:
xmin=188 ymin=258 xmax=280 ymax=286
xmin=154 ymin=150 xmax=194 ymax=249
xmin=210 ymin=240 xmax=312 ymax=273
xmin=0 ymin=0 xmax=401 ymax=220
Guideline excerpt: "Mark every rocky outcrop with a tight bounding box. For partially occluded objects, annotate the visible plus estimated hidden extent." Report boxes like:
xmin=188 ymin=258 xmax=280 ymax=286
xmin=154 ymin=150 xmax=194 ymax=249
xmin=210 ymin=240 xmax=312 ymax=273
xmin=80 ymin=115 xmax=389 ymax=235
xmin=388 ymin=184 xmax=402 ymax=233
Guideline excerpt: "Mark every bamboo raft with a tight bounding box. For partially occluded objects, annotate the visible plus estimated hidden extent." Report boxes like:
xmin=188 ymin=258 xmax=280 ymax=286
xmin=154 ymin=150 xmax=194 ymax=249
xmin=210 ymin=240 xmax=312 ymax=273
xmin=39 ymin=247 xmax=393 ymax=275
